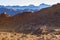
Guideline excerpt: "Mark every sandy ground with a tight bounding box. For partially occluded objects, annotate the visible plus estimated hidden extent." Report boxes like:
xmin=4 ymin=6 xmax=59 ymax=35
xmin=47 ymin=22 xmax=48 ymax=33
xmin=0 ymin=32 xmax=60 ymax=40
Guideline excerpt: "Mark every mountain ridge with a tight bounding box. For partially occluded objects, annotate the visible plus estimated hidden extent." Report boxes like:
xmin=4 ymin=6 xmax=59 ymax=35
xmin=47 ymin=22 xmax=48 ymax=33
xmin=0 ymin=3 xmax=50 ymax=16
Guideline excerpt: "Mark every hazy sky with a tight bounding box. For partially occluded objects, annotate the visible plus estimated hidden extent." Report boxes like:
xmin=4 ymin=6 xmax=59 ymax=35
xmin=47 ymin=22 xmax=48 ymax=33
xmin=0 ymin=0 xmax=60 ymax=6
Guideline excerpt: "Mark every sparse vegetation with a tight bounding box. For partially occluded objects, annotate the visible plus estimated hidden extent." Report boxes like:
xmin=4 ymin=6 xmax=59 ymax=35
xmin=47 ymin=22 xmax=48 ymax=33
xmin=0 ymin=27 xmax=60 ymax=40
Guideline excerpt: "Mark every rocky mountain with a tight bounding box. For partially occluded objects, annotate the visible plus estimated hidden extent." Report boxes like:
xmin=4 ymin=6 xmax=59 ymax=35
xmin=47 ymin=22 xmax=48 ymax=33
xmin=0 ymin=3 xmax=60 ymax=34
xmin=0 ymin=3 xmax=50 ymax=16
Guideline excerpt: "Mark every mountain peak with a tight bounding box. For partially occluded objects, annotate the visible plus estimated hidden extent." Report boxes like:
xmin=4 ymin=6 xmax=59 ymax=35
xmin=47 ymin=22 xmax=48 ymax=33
xmin=29 ymin=4 xmax=34 ymax=6
xmin=41 ymin=3 xmax=46 ymax=5
xmin=40 ymin=3 xmax=49 ymax=6
xmin=53 ymin=3 xmax=60 ymax=6
xmin=40 ymin=3 xmax=47 ymax=5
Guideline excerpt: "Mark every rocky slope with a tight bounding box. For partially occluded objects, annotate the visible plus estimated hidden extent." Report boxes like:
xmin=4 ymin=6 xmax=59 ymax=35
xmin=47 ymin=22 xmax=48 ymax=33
xmin=0 ymin=3 xmax=60 ymax=34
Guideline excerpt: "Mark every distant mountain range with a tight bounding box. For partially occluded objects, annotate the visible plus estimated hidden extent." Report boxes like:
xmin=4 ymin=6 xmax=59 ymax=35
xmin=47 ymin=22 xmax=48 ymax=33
xmin=0 ymin=3 xmax=50 ymax=16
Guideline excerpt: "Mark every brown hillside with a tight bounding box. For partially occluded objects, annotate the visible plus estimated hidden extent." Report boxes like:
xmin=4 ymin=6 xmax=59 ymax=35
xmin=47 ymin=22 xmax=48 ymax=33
xmin=0 ymin=3 xmax=60 ymax=34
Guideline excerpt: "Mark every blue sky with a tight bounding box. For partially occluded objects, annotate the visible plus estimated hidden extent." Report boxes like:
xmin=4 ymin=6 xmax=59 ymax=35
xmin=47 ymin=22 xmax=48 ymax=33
xmin=0 ymin=0 xmax=60 ymax=6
